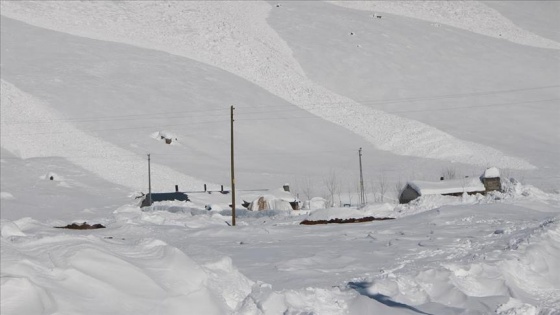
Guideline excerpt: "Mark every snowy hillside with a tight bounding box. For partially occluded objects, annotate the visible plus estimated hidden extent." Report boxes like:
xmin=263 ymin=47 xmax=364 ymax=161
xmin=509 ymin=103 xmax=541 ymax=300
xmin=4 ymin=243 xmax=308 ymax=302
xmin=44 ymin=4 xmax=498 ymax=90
xmin=1 ymin=1 xmax=559 ymax=314
xmin=2 ymin=0 xmax=558 ymax=193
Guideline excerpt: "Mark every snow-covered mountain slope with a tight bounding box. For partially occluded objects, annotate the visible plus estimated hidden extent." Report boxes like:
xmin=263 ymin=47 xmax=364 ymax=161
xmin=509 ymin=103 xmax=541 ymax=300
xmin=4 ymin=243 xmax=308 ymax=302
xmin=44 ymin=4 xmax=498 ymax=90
xmin=268 ymin=1 xmax=560 ymax=184
xmin=329 ymin=0 xmax=560 ymax=49
xmin=1 ymin=1 xmax=557 ymax=194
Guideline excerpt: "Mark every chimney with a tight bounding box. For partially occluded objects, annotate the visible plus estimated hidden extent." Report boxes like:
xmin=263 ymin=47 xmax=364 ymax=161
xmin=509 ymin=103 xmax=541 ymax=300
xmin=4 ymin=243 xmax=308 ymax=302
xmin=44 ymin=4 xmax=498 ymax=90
xmin=283 ymin=184 xmax=290 ymax=192
xmin=440 ymin=177 xmax=444 ymax=181
xmin=175 ymin=185 xmax=179 ymax=192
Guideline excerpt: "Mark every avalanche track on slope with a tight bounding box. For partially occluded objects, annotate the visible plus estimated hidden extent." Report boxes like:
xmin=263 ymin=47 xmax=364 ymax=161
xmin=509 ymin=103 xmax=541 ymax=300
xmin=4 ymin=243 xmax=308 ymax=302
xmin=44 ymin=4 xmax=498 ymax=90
xmin=329 ymin=0 xmax=560 ymax=50
xmin=0 ymin=80 xmax=206 ymax=192
xmin=0 ymin=1 xmax=535 ymax=170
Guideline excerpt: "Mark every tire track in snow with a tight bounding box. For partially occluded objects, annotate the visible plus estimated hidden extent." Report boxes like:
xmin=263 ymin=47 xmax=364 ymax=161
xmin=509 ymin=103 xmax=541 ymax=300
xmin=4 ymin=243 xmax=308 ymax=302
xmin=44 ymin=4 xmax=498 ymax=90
xmin=0 ymin=1 xmax=535 ymax=169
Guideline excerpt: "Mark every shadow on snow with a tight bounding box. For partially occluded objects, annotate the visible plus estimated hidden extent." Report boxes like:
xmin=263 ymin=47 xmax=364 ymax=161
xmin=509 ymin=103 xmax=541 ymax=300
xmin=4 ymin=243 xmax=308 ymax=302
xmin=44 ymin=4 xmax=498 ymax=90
xmin=347 ymin=281 xmax=433 ymax=315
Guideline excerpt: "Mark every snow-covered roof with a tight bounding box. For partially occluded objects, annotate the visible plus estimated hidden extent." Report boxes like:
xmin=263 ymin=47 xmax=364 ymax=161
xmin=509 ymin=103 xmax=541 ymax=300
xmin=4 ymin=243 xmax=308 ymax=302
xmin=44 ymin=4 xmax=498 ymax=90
xmin=408 ymin=178 xmax=486 ymax=196
xmin=483 ymin=167 xmax=500 ymax=178
xmin=263 ymin=188 xmax=297 ymax=201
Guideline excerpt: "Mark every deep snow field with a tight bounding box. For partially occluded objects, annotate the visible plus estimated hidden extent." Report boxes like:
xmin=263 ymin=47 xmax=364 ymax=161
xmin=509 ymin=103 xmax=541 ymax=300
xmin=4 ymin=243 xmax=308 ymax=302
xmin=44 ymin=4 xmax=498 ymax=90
xmin=1 ymin=1 xmax=559 ymax=314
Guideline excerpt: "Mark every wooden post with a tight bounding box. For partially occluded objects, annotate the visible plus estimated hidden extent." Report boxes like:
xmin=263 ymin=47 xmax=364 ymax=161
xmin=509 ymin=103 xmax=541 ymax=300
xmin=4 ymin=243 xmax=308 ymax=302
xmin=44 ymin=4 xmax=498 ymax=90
xmin=359 ymin=148 xmax=365 ymax=208
xmin=230 ymin=106 xmax=236 ymax=226
xmin=148 ymin=154 xmax=152 ymax=206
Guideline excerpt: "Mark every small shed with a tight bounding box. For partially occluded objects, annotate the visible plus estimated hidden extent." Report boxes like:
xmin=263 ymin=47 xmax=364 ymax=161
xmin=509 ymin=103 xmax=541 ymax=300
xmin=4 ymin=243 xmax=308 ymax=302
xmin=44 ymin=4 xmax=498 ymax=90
xmin=140 ymin=192 xmax=190 ymax=208
xmin=399 ymin=177 xmax=486 ymax=204
xmin=481 ymin=167 xmax=501 ymax=192
xmin=399 ymin=167 xmax=502 ymax=204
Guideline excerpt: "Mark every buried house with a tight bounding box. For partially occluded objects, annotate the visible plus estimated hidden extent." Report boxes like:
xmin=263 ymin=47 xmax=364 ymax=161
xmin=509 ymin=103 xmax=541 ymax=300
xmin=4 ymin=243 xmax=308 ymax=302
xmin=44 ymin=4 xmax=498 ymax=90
xmin=139 ymin=185 xmax=190 ymax=208
xmin=399 ymin=167 xmax=502 ymax=204
xmin=140 ymin=192 xmax=190 ymax=208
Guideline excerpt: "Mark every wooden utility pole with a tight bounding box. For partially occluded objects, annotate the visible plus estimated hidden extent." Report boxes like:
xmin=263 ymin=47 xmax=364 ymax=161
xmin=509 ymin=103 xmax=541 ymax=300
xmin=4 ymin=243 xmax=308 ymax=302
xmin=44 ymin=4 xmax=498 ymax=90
xmin=358 ymin=148 xmax=365 ymax=208
xmin=148 ymin=153 xmax=152 ymax=206
xmin=230 ymin=106 xmax=236 ymax=226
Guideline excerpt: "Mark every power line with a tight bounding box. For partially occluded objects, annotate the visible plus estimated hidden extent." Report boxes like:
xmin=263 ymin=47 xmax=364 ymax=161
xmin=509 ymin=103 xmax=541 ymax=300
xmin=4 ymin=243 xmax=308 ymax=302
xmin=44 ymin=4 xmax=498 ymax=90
xmin=3 ymin=96 xmax=556 ymax=136
xmin=4 ymin=84 xmax=558 ymax=125
xmin=235 ymin=98 xmax=558 ymax=122
xmin=1 ymin=118 xmax=230 ymax=136
xmin=2 ymin=94 xmax=557 ymax=136
xmin=290 ymin=84 xmax=560 ymax=108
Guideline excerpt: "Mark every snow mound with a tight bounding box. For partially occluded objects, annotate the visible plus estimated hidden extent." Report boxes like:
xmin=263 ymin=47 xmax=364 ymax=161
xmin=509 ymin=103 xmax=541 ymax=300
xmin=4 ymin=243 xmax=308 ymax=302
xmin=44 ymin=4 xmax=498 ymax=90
xmin=483 ymin=167 xmax=501 ymax=178
xmin=364 ymin=219 xmax=560 ymax=313
xmin=0 ymin=221 xmax=26 ymax=237
xmin=0 ymin=192 xmax=15 ymax=200
xmin=0 ymin=232 xmax=256 ymax=314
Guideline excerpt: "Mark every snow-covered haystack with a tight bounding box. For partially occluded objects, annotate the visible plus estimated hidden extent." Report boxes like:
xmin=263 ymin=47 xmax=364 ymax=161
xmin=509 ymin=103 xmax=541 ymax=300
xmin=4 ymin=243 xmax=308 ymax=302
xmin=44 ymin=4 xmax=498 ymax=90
xmin=246 ymin=188 xmax=298 ymax=211
xmin=304 ymin=197 xmax=328 ymax=210
xmin=248 ymin=195 xmax=293 ymax=211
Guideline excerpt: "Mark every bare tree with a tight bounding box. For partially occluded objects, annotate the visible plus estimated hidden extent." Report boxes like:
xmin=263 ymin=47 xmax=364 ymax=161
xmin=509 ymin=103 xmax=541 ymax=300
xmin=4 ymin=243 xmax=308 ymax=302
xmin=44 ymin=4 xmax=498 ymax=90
xmin=369 ymin=178 xmax=377 ymax=203
xmin=337 ymin=181 xmax=345 ymax=207
xmin=299 ymin=176 xmax=314 ymax=202
xmin=378 ymin=173 xmax=388 ymax=203
xmin=343 ymin=176 xmax=358 ymax=207
xmin=441 ymin=167 xmax=457 ymax=180
xmin=393 ymin=178 xmax=404 ymax=202
xmin=323 ymin=170 xmax=339 ymax=207
xmin=346 ymin=179 xmax=359 ymax=207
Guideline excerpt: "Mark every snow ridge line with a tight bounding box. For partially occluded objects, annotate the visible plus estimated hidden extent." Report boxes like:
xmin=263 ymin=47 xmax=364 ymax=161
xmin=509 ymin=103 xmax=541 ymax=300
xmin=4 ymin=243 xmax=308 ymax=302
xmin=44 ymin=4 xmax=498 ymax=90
xmin=0 ymin=1 xmax=535 ymax=169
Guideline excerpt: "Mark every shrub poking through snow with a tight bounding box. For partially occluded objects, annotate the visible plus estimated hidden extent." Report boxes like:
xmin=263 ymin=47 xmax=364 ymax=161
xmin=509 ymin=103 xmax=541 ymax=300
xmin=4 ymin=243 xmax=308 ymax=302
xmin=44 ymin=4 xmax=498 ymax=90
xmin=55 ymin=222 xmax=106 ymax=229
xmin=300 ymin=216 xmax=393 ymax=225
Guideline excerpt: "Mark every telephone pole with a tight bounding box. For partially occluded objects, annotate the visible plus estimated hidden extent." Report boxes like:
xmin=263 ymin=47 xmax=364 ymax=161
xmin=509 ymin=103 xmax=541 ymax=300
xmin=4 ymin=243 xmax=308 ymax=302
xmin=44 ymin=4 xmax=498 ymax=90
xmin=358 ymin=148 xmax=365 ymax=208
xmin=230 ymin=106 xmax=236 ymax=226
xmin=147 ymin=153 xmax=152 ymax=206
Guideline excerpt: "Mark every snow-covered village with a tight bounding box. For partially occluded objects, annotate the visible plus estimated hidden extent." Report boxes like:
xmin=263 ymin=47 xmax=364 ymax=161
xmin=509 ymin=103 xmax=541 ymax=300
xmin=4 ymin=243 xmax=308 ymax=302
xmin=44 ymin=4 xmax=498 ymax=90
xmin=1 ymin=1 xmax=559 ymax=314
